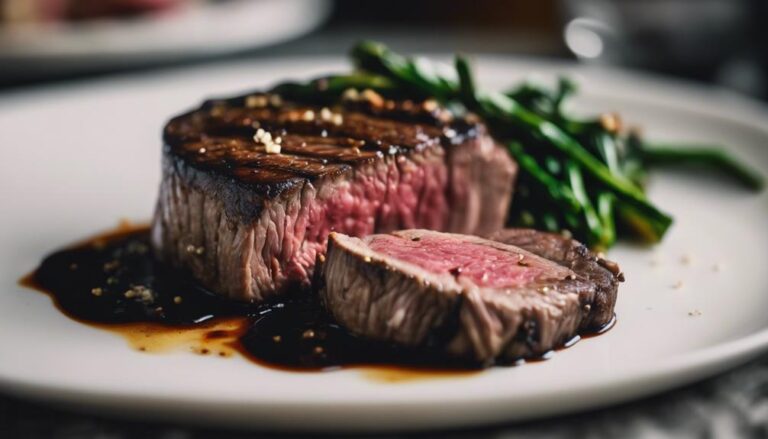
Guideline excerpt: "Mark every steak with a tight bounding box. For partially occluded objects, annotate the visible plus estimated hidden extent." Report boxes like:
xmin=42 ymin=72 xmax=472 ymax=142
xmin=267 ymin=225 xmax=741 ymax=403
xmin=318 ymin=229 xmax=622 ymax=364
xmin=151 ymin=91 xmax=517 ymax=302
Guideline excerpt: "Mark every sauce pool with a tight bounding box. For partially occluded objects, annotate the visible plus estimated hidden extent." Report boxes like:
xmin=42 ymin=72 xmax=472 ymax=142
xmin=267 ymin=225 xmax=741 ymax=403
xmin=20 ymin=224 xmax=615 ymax=376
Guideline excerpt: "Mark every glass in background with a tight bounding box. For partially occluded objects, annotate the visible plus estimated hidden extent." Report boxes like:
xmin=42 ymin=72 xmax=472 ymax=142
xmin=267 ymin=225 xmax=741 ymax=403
xmin=560 ymin=0 xmax=768 ymax=99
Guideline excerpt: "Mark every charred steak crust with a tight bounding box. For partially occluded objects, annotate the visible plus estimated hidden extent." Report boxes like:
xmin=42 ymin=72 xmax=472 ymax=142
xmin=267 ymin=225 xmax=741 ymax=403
xmin=319 ymin=229 xmax=622 ymax=364
xmin=152 ymin=92 xmax=518 ymax=301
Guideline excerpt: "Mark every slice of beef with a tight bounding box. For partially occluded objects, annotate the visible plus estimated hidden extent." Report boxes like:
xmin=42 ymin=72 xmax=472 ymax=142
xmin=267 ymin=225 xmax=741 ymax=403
xmin=151 ymin=92 xmax=517 ymax=302
xmin=318 ymin=229 xmax=622 ymax=364
xmin=487 ymin=228 xmax=622 ymax=330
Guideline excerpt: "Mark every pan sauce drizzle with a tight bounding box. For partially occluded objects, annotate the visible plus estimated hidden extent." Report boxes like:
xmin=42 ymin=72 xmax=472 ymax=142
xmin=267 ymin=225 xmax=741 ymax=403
xmin=20 ymin=224 xmax=615 ymax=378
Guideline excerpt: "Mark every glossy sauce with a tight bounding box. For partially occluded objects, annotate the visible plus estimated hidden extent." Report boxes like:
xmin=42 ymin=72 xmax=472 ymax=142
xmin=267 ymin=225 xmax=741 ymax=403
xmin=20 ymin=225 xmax=615 ymax=376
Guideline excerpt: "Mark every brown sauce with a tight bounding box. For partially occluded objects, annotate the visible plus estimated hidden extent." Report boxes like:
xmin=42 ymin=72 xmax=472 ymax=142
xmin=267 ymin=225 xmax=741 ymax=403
xmin=20 ymin=225 xmax=615 ymax=376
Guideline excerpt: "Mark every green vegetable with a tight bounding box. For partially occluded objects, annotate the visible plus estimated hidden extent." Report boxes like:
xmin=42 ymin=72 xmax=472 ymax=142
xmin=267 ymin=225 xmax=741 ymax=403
xmin=270 ymin=40 xmax=764 ymax=248
xmin=641 ymin=144 xmax=764 ymax=191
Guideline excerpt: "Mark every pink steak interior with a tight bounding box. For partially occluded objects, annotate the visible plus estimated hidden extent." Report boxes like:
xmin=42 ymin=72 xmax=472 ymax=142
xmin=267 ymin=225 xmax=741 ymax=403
xmin=367 ymin=234 xmax=561 ymax=289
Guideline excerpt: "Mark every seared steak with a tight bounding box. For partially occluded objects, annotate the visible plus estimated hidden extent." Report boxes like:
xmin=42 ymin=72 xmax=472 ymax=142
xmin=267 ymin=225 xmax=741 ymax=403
xmin=318 ymin=229 xmax=621 ymax=364
xmin=152 ymin=91 xmax=517 ymax=302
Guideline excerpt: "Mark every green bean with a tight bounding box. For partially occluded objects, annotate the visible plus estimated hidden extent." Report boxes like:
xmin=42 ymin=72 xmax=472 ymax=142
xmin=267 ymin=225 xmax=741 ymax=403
xmin=641 ymin=145 xmax=764 ymax=191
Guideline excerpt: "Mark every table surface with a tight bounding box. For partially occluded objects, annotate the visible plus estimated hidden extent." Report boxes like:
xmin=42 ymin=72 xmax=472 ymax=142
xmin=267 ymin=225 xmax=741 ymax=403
xmin=3 ymin=355 xmax=768 ymax=438
xmin=2 ymin=28 xmax=767 ymax=438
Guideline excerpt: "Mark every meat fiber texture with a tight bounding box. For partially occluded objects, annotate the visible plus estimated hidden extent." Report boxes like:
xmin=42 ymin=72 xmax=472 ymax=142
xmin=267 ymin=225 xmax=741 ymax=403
xmin=318 ymin=229 xmax=622 ymax=364
xmin=151 ymin=92 xmax=517 ymax=302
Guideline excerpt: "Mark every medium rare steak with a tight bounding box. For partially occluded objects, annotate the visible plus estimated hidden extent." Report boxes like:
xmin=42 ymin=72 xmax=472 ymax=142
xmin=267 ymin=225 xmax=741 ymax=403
xmin=152 ymin=91 xmax=517 ymax=302
xmin=318 ymin=229 xmax=622 ymax=364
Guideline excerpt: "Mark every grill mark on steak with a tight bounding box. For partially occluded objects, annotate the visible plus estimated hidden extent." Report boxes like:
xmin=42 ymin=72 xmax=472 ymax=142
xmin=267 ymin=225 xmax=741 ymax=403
xmin=163 ymin=99 xmax=466 ymax=193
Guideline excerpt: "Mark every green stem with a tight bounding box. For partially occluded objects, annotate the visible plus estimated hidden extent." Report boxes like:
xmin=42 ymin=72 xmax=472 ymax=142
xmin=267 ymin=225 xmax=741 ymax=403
xmin=642 ymin=145 xmax=765 ymax=191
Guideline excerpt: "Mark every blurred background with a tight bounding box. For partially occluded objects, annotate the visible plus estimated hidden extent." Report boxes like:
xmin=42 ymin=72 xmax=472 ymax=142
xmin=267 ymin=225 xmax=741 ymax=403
xmin=1 ymin=0 xmax=767 ymax=100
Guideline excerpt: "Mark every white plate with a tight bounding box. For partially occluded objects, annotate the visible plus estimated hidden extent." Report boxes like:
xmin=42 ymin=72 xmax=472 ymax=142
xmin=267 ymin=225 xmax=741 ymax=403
xmin=0 ymin=0 xmax=330 ymax=78
xmin=0 ymin=56 xmax=767 ymax=432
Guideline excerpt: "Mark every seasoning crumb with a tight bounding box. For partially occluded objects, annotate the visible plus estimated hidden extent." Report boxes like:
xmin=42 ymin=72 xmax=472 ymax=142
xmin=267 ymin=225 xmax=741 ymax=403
xmin=124 ymin=285 xmax=154 ymax=303
xmin=688 ymin=309 xmax=702 ymax=317
xmin=320 ymin=107 xmax=333 ymax=122
xmin=361 ymin=89 xmax=384 ymax=107
xmin=301 ymin=110 xmax=315 ymax=121
xmin=671 ymin=280 xmax=684 ymax=290
xmin=712 ymin=263 xmax=721 ymax=272
xmin=91 ymin=287 xmax=103 ymax=297
xmin=680 ymin=254 xmax=692 ymax=265
xmin=186 ymin=244 xmax=205 ymax=255
xmin=600 ymin=113 xmax=622 ymax=133
xmin=245 ymin=95 xmax=268 ymax=108
xmin=198 ymin=147 xmax=207 ymax=154
xmin=254 ymin=128 xmax=282 ymax=154
xmin=422 ymin=99 xmax=438 ymax=112
xmin=268 ymin=94 xmax=282 ymax=107
xmin=649 ymin=258 xmax=660 ymax=267
xmin=342 ymin=88 xmax=359 ymax=101
xmin=210 ymin=105 xmax=225 ymax=116
xmin=313 ymin=346 xmax=324 ymax=354
xmin=302 ymin=329 xmax=315 ymax=339
xmin=173 ymin=296 xmax=183 ymax=304
xmin=264 ymin=142 xmax=281 ymax=154
xmin=363 ymin=256 xmax=372 ymax=263
xmin=69 ymin=263 xmax=78 ymax=271
xmin=331 ymin=114 xmax=343 ymax=126
xmin=272 ymin=335 xmax=282 ymax=343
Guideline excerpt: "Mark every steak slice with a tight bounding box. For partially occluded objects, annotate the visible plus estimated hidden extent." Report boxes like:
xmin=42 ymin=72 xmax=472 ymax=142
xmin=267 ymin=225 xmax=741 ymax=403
xmin=151 ymin=91 xmax=517 ymax=302
xmin=488 ymin=228 xmax=622 ymax=331
xmin=318 ymin=229 xmax=622 ymax=364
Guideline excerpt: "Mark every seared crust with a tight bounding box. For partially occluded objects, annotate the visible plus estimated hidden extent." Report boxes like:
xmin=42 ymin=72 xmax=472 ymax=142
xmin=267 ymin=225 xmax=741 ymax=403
xmin=162 ymin=93 xmax=485 ymax=222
